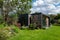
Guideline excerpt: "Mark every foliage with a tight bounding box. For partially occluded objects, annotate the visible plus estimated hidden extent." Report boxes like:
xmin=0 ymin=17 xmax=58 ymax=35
xmin=53 ymin=19 xmax=60 ymax=26
xmin=49 ymin=14 xmax=57 ymax=24
xmin=50 ymin=13 xmax=60 ymax=24
xmin=29 ymin=23 xmax=36 ymax=30
xmin=0 ymin=0 xmax=3 ymax=8
xmin=55 ymin=14 xmax=60 ymax=19
xmin=21 ymin=26 xmax=28 ymax=30
xmin=0 ymin=25 xmax=20 ymax=40
xmin=58 ymin=19 xmax=60 ymax=24
xmin=0 ymin=15 xmax=4 ymax=24
xmin=0 ymin=0 xmax=32 ymax=25
xmin=53 ymin=23 xmax=60 ymax=26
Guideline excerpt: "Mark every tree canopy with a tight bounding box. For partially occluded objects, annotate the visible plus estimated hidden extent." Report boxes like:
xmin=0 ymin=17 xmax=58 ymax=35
xmin=0 ymin=0 xmax=32 ymax=25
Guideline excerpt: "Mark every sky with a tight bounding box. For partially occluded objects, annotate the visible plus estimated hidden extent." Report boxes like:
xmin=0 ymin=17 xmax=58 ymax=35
xmin=30 ymin=0 xmax=60 ymax=14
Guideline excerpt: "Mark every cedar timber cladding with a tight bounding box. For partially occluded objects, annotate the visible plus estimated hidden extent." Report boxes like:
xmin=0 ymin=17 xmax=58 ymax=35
xmin=30 ymin=12 xmax=50 ymax=28
xmin=30 ymin=13 xmax=42 ymax=28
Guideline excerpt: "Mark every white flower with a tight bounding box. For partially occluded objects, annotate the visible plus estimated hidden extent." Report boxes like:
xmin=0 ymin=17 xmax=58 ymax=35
xmin=23 ymin=2 xmax=27 ymax=4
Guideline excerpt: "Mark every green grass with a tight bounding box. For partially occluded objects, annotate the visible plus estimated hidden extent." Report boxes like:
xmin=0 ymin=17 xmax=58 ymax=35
xmin=8 ymin=26 xmax=60 ymax=40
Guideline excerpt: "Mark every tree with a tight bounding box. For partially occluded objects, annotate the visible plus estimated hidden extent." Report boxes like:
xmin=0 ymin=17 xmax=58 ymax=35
xmin=49 ymin=13 xmax=60 ymax=25
xmin=0 ymin=0 xmax=4 ymax=23
xmin=16 ymin=0 xmax=32 ymax=14
xmin=0 ymin=0 xmax=32 ymax=26
xmin=54 ymin=13 xmax=60 ymax=19
xmin=0 ymin=0 xmax=3 ymax=8
xmin=2 ymin=0 xmax=15 ymax=25
xmin=49 ymin=14 xmax=57 ymax=24
xmin=15 ymin=0 xmax=32 ymax=24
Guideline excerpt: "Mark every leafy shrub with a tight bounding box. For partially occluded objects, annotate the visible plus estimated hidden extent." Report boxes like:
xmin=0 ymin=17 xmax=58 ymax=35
xmin=10 ymin=25 xmax=20 ymax=33
xmin=0 ymin=25 xmax=19 ymax=40
xmin=0 ymin=28 xmax=11 ymax=40
xmin=21 ymin=26 xmax=28 ymax=30
xmin=29 ymin=23 xmax=36 ymax=30
xmin=0 ymin=16 xmax=4 ymax=24
xmin=54 ymin=23 xmax=60 ymax=26
xmin=58 ymin=19 xmax=60 ymax=24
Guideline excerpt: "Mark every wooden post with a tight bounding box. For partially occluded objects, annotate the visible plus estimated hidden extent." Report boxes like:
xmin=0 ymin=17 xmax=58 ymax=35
xmin=28 ymin=15 xmax=31 ymax=26
xmin=46 ymin=17 xmax=49 ymax=27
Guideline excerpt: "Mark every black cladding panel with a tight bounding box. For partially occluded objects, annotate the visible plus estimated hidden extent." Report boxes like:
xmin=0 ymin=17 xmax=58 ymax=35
xmin=18 ymin=14 xmax=28 ymax=26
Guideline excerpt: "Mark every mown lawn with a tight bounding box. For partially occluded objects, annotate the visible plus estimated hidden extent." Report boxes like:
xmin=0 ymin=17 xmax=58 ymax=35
xmin=8 ymin=26 xmax=60 ymax=40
